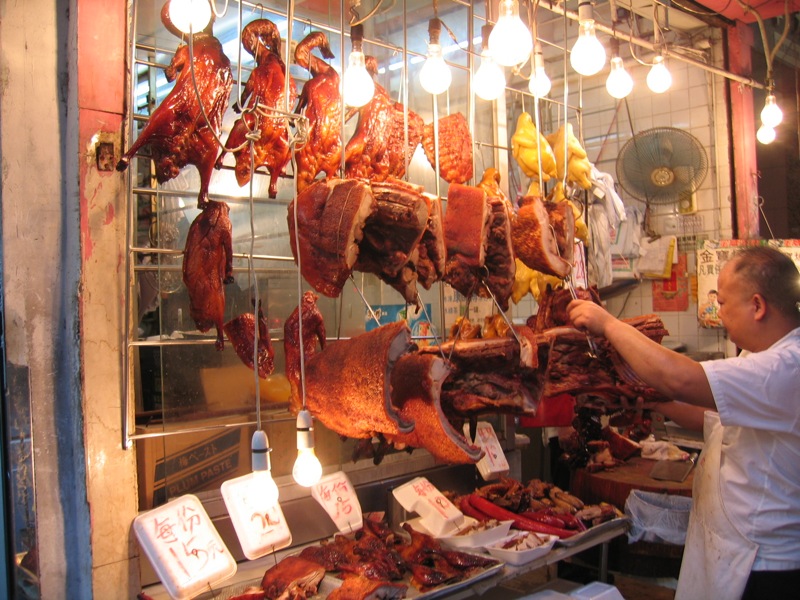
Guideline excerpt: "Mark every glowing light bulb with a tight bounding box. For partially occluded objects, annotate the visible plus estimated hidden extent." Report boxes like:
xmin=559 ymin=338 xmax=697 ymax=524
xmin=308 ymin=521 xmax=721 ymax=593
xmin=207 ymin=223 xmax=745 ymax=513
xmin=647 ymin=55 xmax=672 ymax=93
xmin=571 ymin=21 xmax=606 ymax=76
xmin=756 ymin=124 xmax=776 ymax=144
xmin=761 ymin=94 xmax=783 ymax=128
xmin=343 ymin=51 xmax=375 ymax=107
xmin=473 ymin=50 xmax=506 ymax=101
xmin=528 ymin=41 xmax=551 ymax=97
xmin=488 ymin=0 xmax=532 ymax=67
xmin=419 ymin=43 xmax=451 ymax=95
xmin=292 ymin=410 xmax=322 ymax=487
xmin=606 ymin=56 xmax=633 ymax=99
xmin=168 ymin=0 xmax=212 ymax=34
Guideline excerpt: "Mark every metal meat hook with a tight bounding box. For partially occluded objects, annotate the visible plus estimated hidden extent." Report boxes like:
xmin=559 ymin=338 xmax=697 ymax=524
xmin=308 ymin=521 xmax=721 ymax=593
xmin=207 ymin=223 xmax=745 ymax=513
xmin=565 ymin=274 xmax=599 ymax=359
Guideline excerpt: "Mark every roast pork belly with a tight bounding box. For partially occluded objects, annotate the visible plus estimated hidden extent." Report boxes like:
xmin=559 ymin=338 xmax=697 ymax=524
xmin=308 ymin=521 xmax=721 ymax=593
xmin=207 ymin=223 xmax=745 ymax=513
xmin=420 ymin=333 xmax=551 ymax=419
xmin=443 ymin=184 xmax=491 ymax=298
xmin=477 ymin=199 xmax=516 ymax=311
xmin=117 ymin=8 xmax=232 ymax=209
xmin=223 ymin=304 xmax=275 ymax=379
xmin=288 ymin=306 xmax=416 ymax=438
xmin=511 ymin=195 xmax=571 ymax=278
xmin=345 ymin=56 xmax=424 ymax=182
xmin=182 ymin=201 xmax=234 ymax=350
xmin=415 ymin=194 xmax=446 ymax=290
xmin=288 ymin=179 xmax=377 ymax=298
xmin=545 ymin=200 xmax=576 ymax=266
xmin=422 ymin=113 xmax=474 ymax=184
xmin=387 ymin=353 xmax=484 ymax=464
xmin=217 ymin=19 xmax=296 ymax=198
xmin=260 ymin=556 xmax=325 ymax=600
xmin=294 ymin=32 xmax=342 ymax=192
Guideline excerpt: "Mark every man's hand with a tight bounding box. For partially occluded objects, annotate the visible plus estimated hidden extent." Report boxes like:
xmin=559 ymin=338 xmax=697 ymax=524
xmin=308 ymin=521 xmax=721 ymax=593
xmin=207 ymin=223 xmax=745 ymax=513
xmin=567 ymin=299 xmax=615 ymax=337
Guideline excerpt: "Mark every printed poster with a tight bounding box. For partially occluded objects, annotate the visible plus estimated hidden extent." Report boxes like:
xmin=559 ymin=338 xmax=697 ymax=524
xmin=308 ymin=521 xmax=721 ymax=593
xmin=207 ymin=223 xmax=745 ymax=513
xmin=366 ymin=303 xmax=434 ymax=345
xmin=652 ymin=253 xmax=689 ymax=312
xmin=696 ymin=240 xmax=800 ymax=328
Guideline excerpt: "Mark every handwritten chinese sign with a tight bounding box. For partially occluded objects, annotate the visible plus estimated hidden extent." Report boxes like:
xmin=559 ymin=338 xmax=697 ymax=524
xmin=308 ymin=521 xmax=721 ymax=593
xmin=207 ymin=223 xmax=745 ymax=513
xmin=133 ymin=494 xmax=236 ymax=600
xmin=392 ymin=476 xmax=464 ymax=536
xmin=221 ymin=472 xmax=292 ymax=560
xmin=312 ymin=471 xmax=363 ymax=532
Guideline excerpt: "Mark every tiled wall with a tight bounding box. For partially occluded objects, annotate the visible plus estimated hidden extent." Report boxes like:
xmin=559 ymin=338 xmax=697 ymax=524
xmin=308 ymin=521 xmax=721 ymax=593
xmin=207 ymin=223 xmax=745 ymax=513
xmin=513 ymin=31 xmax=738 ymax=357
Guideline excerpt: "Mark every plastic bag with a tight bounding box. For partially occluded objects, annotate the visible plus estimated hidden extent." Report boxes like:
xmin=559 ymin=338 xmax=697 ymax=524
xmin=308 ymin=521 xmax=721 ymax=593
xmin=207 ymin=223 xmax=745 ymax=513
xmin=624 ymin=489 xmax=692 ymax=545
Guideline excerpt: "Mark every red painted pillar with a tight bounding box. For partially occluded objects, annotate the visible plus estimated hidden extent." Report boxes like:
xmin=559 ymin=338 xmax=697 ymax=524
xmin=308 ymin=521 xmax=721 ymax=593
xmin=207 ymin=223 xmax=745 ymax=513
xmin=727 ymin=22 xmax=760 ymax=239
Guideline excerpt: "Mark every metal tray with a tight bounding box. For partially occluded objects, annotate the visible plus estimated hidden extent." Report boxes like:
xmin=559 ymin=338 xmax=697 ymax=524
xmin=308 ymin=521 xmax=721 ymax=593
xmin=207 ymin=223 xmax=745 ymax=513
xmin=554 ymin=517 xmax=631 ymax=548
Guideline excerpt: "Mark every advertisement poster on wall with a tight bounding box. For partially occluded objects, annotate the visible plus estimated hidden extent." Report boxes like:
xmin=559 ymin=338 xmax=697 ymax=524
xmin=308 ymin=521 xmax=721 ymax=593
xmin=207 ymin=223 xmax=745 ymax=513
xmin=696 ymin=239 xmax=800 ymax=328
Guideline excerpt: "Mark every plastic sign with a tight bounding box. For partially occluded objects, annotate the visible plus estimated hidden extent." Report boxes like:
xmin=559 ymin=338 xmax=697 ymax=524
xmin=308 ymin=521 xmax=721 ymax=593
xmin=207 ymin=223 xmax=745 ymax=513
xmin=312 ymin=471 xmax=363 ymax=533
xmin=465 ymin=421 xmax=510 ymax=481
xmin=133 ymin=494 xmax=236 ymax=600
xmin=221 ymin=471 xmax=292 ymax=560
xmin=392 ymin=476 xmax=464 ymax=536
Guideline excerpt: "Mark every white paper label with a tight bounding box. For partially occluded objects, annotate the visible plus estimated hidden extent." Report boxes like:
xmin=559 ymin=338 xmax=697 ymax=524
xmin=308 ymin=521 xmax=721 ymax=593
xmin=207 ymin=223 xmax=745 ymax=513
xmin=312 ymin=471 xmax=363 ymax=533
xmin=133 ymin=494 xmax=236 ymax=600
xmin=466 ymin=422 xmax=510 ymax=481
xmin=392 ymin=476 xmax=463 ymax=536
xmin=221 ymin=472 xmax=292 ymax=560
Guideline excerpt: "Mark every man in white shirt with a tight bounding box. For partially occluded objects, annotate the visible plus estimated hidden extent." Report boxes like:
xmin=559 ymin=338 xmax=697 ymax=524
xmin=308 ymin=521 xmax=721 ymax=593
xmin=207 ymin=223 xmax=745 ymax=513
xmin=568 ymin=245 xmax=800 ymax=600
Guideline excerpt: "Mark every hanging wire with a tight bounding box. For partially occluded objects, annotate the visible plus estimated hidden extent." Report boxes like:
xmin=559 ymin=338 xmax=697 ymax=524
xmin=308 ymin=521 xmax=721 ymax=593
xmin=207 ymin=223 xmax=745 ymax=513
xmin=736 ymin=0 xmax=791 ymax=87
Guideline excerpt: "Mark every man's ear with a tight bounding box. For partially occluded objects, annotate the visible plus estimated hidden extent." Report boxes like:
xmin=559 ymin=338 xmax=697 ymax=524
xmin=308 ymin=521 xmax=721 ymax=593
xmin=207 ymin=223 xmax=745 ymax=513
xmin=752 ymin=293 xmax=767 ymax=320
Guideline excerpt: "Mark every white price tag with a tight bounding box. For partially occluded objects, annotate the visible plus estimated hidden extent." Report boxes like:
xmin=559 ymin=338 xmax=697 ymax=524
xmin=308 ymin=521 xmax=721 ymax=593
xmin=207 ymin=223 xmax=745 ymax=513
xmin=221 ymin=472 xmax=292 ymax=560
xmin=312 ymin=471 xmax=363 ymax=533
xmin=392 ymin=477 xmax=464 ymax=536
xmin=133 ymin=494 xmax=236 ymax=600
xmin=466 ymin=422 xmax=510 ymax=481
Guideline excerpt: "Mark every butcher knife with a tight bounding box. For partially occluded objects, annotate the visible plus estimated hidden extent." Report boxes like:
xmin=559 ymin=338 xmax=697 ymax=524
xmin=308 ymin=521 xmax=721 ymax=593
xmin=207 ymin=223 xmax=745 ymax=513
xmin=649 ymin=452 xmax=699 ymax=482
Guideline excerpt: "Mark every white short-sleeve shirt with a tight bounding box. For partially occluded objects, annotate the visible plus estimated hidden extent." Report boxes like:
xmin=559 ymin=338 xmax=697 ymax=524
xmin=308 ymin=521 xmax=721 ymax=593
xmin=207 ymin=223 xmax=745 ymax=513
xmin=701 ymin=327 xmax=800 ymax=570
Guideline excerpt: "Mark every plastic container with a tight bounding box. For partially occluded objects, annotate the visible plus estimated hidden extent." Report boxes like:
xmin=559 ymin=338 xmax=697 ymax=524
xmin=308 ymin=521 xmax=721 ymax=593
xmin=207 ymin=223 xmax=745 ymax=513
xmin=486 ymin=532 xmax=558 ymax=565
xmin=404 ymin=516 xmax=513 ymax=550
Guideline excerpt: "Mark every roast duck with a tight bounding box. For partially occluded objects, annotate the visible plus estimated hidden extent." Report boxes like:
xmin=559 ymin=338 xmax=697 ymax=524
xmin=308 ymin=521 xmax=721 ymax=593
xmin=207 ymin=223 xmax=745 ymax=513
xmin=344 ymin=56 xmax=425 ymax=181
xmin=117 ymin=3 xmax=233 ymax=209
xmin=223 ymin=302 xmax=274 ymax=379
xmin=293 ymin=32 xmax=342 ymax=192
xmin=216 ymin=18 xmax=297 ymax=198
xmin=252 ymin=517 xmax=496 ymax=598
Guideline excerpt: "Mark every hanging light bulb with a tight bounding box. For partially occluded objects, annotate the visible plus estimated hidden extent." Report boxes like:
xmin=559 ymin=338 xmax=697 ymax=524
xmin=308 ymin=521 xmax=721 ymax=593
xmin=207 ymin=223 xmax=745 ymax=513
xmin=342 ymin=23 xmax=375 ymax=108
xmin=251 ymin=430 xmax=280 ymax=506
xmin=606 ymin=39 xmax=633 ymax=99
xmin=570 ymin=1 xmax=606 ymax=76
xmin=419 ymin=18 xmax=452 ymax=95
xmin=489 ymin=0 xmax=533 ymax=67
xmin=473 ymin=25 xmax=506 ymax=101
xmin=529 ymin=41 xmax=551 ymax=97
xmin=647 ymin=54 xmax=672 ymax=93
xmin=756 ymin=124 xmax=776 ymax=145
xmin=761 ymin=94 xmax=783 ymax=128
xmin=168 ymin=0 xmax=212 ymax=35
xmin=292 ymin=410 xmax=322 ymax=487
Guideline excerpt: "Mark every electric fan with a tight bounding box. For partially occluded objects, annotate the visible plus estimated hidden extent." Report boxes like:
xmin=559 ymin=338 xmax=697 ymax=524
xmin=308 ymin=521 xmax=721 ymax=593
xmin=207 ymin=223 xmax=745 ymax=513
xmin=616 ymin=127 xmax=709 ymax=205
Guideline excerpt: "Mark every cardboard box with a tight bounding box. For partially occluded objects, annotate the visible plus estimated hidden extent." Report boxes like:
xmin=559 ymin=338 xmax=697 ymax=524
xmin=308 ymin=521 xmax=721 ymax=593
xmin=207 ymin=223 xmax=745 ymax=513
xmin=136 ymin=417 xmax=252 ymax=509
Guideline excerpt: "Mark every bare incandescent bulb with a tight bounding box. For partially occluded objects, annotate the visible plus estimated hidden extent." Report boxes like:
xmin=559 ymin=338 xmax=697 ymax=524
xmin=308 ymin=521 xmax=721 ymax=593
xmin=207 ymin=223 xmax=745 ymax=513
xmin=756 ymin=124 xmax=776 ymax=145
xmin=647 ymin=55 xmax=672 ymax=94
xmin=570 ymin=1 xmax=606 ymax=76
xmin=342 ymin=24 xmax=375 ymax=108
xmin=488 ymin=0 xmax=533 ymax=67
xmin=292 ymin=410 xmax=322 ymax=487
xmin=529 ymin=42 xmax=551 ymax=97
xmin=761 ymin=94 xmax=783 ymax=128
xmin=168 ymin=0 xmax=212 ymax=34
xmin=473 ymin=47 xmax=506 ymax=101
xmin=419 ymin=18 xmax=452 ymax=95
xmin=606 ymin=56 xmax=633 ymax=99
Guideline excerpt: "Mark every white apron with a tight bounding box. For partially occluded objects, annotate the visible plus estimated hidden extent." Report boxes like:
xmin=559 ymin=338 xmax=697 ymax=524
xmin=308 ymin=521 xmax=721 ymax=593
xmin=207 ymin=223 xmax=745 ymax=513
xmin=675 ymin=412 xmax=758 ymax=600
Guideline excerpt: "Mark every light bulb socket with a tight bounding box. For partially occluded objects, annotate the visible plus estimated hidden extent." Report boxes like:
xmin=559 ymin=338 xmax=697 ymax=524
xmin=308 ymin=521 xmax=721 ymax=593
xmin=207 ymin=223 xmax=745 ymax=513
xmin=481 ymin=24 xmax=493 ymax=52
xmin=251 ymin=429 xmax=273 ymax=472
xmin=534 ymin=41 xmax=545 ymax=68
xmin=350 ymin=23 xmax=364 ymax=53
xmin=428 ymin=18 xmax=442 ymax=46
xmin=578 ymin=1 xmax=595 ymax=23
xmin=296 ymin=409 xmax=315 ymax=451
xmin=609 ymin=37 xmax=620 ymax=59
